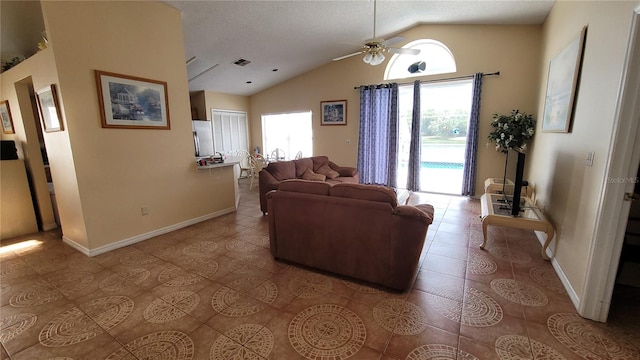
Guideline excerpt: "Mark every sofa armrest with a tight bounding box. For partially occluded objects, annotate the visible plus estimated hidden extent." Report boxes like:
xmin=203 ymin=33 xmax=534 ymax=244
xmin=395 ymin=204 xmax=435 ymax=224
xmin=259 ymin=169 xmax=282 ymax=214
xmin=328 ymin=161 xmax=358 ymax=177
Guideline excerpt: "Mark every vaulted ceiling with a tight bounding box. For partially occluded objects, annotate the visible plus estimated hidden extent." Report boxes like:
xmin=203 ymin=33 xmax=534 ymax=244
xmin=1 ymin=1 xmax=555 ymax=96
xmin=167 ymin=0 xmax=554 ymax=96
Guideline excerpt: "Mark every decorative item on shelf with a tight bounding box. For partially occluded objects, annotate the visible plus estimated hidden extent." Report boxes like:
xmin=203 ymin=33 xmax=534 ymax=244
xmin=37 ymin=31 xmax=49 ymax=51
xmin=487 ymin=109 xmax=536 ymax=153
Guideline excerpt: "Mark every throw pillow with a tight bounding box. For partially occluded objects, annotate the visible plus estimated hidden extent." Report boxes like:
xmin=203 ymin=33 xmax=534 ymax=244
xmin=316 ymin=163 xmax=340 ymax=179
xmin=302 ymin=168 xmax=326 ymax=182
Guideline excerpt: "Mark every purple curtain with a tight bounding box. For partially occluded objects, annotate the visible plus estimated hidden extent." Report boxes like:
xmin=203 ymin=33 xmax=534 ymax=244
xmin=406 ymin=80 xmax=421 ymax=191
xmin=357 ymin=84 xmax=399 ymax=186
xmin=461 ymin=73 xmax=483 ymax=196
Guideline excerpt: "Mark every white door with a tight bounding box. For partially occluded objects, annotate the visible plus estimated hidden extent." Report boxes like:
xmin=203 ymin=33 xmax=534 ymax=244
xmin=211 ymin=109 xmax=249 ymax=155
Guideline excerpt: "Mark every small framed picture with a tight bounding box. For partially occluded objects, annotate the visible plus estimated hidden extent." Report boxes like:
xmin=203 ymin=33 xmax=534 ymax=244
xmin=36 ymin=84 xmax=64 ymax=132
xmin=95 ymin=70 xmax=170 ymax=130
xmin=0 ymin=100 xmax=15 ymax=134
xmin=321 ymin=100 xmax=347 ymax=126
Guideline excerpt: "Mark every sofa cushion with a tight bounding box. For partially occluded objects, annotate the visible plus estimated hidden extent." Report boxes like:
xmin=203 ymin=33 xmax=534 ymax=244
xmin=266 ymin=160 xmax=296 ymax=181
xmin=302 ymin=168 xmax=326 ymax=182
xmin=294 ymin=158 xmax=313 ymax=178
xmin=311 ymin=156 xmax=330 ymax=170
xmin=329 ymin=183 xmax=398 ymax=208
xmin=316 ymin=163 xmax=340 ymax=179
xmin=279 ymin=179 xmax=332 ymax=195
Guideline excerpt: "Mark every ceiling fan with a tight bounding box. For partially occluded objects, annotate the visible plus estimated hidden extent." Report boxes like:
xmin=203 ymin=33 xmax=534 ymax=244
xmin=333 ymin=0 xmax=420 ymax=66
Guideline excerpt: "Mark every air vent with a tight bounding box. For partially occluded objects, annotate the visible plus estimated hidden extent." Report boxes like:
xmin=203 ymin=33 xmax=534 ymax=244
xmin=233 ymin=58 xmax=251 ymax=66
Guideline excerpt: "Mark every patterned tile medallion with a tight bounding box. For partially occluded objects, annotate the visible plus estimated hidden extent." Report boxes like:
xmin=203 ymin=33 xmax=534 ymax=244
xmin=373 ymin=299 xmax=427 ymax=335
xmin=105 ymin=330 xmax=194 ymax=360
xmin=9 ymin=280 xmax=62 ymax=307
xmin=490 ymin=279 xmax=548 ymax=306
xmin=495 ymin=335 xmax=567 ymax=360
xmin=341 ymin=280 xmax=383 ymax=294
xmin=225 ymin=239 xmax=259 ymax=253
xmin=99 ymin=268 xmax=150 ymax=292
xmin=548 ymin=313 xmax=640 ymax=359
xmin=81 ymin=295 xmax=134 ymax=330
xmin=0 ymin=313 xmax=37 ymax=342
xmin=405 ymin=344 xmax=479 ymax=360
xmin=488 ymin=247 xmax=532 ymax=264
xmin=157 ymin=265 xmax=204 ymax=287
xmin=182 ymin=241 xmax=218 ymax=257
xmin=529 ymin=267 xmax=566 ymax=295
xmin=288 ymin=273 xmax=333 ymax=298
xmin=209 ymin=323 xmax=274 ymax=359
xmin=468 ymin=252 xmax=498 ymax=275
xmin=462 ymin=287 xmax=504 ymax=327
xmin=211 ymin=278 xmax=278 ymax=317
xmin=144 ymin=291 xmax=199 ymax=323
xmin=289 ymin=304 xmax=366 ymax=360
xmin=119 ymin=252 xmax=159 ymax=266
xmin=39 ymin=307 xmax=103 ymax=347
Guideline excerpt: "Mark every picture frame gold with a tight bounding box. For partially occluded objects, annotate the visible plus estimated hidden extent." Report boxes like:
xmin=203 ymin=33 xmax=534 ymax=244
xmin=0 ymin=100 xmax=15 ymax=134
xmin=36 ymin=84 xmax=64 ymax=132
xmin=95 ymin=70 xmax=170 ymax=130
xmin=321 ymin=100 xmax=347 ymax=126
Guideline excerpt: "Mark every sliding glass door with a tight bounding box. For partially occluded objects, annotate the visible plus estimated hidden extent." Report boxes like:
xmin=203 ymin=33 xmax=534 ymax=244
xmin=397 ymin=80 xmax=473 ymax=194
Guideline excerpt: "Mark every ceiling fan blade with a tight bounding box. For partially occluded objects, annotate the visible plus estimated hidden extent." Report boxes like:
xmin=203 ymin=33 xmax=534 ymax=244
xmin=388 ymin=48 xmax=421 ymax=56
xmin=382 ymin=36 xmax=405 ymax=47
xmin=332 ymin=51 xmax=364 ymax=61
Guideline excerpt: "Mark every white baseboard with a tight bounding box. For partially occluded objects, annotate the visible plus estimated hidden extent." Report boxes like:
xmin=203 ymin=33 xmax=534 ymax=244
xmin=535 ymin=230 xmax=581 ymax=311
xmin=63 ymin=207 xmax=236 ymax=257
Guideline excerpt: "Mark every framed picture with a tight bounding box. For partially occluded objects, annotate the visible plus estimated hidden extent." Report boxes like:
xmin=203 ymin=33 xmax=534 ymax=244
xmin=321 ymin=100 xmax=347 ymax=126
xmin=95 ymin=70 xmax=170 ymax=129
xmin=541 ymin=26 xmax=587 ymax=133
xmin=36 ymin=84 xmax=64 ymax=132
xmin=0 ymin=100 xmax=15 ymax=134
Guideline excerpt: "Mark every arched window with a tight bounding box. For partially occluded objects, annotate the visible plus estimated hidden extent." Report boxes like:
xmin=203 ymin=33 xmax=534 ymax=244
xmin=384 ymin=39 xmax=456 ymax=81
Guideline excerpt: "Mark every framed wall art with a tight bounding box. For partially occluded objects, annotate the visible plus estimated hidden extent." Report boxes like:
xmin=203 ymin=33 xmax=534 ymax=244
xmin=95 ymin=70 xmax=170 ymax=129
xmin=541 ymin=26 xmax=587 ymax=133
xmin=321 ymin=100 xmax=347 ymax=126
xmin=0 ymin=100 xmax=15 ymax=134
xmin=36 ymin=84 xmax=64 ymax=132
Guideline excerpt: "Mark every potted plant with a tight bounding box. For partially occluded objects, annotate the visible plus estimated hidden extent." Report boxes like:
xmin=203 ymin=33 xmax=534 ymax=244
xmin=487 ymin=109 xmax=536 ymax=153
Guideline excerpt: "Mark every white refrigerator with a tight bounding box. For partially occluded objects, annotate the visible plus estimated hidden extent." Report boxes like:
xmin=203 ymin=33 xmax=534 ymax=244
xmin=192 ymin=120 xmax=214 ymax=158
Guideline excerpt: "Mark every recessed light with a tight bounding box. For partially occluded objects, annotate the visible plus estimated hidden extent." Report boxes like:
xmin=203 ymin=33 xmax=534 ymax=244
xmin=272 ymin=68 xmax=278 ymax=72
xmin=246 ymin=81 xmax=252 ymax=84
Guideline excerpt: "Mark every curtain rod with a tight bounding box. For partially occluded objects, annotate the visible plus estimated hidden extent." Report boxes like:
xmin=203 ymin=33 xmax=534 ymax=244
xmin=354 ymin=71 xmax=500 ymax=89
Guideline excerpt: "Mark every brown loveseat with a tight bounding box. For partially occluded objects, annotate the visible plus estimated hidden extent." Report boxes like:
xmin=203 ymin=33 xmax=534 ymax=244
xmin=266 ymin=180 xmax=434 ymax=291
xmin=258 ymin=156 xmax=358 ymax=214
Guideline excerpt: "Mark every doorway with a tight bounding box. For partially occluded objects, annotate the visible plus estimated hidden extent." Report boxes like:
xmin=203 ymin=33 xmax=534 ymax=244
xmin=396 ymin=80 xmax=473 ymax=194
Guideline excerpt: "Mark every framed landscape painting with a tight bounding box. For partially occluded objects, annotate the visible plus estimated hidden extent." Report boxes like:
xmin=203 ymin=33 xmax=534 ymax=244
xmin=95 ymin=70 xmax=170 ymax=129
xmin=36 ymin=85 xmax=64 ymax=132
xmin=541 ymin=26 xmax=587 ymax=133
xmin=321 ymin=100 xmax=347 ymax=126
xmin=0 ymin=100 xmax=14 ymax=134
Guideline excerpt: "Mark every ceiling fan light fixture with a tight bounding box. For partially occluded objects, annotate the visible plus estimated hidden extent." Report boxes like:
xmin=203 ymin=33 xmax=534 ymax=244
xmin=363 ymin=52 xmax=374 ymax=64
xmin=370 ymin=52 xmax=385 ymax=66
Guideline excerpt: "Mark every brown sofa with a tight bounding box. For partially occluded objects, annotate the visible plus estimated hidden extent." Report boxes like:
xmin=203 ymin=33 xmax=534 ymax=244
xmin=266 ymin=180 xmax=434 ymax=291
xmin=258 ymin=155 xmax=358 ymax=214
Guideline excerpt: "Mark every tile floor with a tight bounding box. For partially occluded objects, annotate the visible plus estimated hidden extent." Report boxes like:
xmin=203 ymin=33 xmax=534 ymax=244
xmin=1 ymin=183 xmax=639 ymax=359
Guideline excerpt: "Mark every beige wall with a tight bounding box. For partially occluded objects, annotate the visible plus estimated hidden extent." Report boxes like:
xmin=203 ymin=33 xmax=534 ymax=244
xmin=0 ymin=48 xmax=71 ymax=238
xmin=249 ymin=24 xmax=542 ymax=193
xmin=528 ymin=1 xmax=639 ymax=299
xmin=36 ymin=1 xmax=235 ymax=251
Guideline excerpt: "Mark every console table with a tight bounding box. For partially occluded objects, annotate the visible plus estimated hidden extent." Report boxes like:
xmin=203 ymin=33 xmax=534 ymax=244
xmin=480 ymin=193 xmax=555 ymax=260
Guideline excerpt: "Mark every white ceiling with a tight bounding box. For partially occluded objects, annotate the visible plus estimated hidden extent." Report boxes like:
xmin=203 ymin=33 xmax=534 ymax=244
xmin=166 ymin=0 xmax=555 ymax=96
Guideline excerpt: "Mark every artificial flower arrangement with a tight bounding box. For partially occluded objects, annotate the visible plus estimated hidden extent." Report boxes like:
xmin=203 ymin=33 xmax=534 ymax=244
xmin=487 ymin=109 xmax=536 ymax=153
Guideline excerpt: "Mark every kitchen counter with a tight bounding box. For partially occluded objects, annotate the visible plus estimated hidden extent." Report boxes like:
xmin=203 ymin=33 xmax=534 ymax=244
xmin=195 ymin=156 xmax=241 ymax=171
